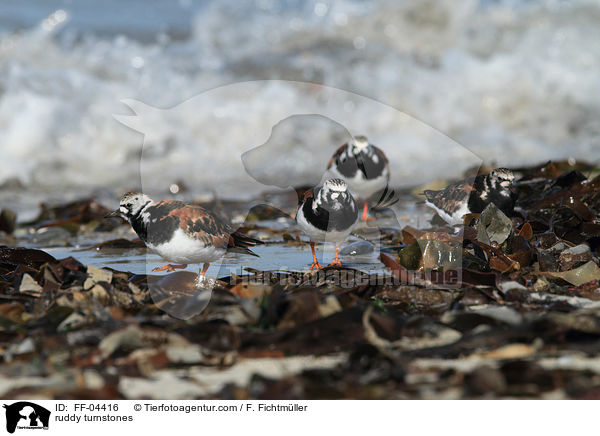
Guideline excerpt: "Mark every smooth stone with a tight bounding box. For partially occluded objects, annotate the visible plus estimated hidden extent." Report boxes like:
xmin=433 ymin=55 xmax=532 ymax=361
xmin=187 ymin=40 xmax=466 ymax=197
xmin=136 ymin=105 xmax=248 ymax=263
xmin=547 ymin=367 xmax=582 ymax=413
xmin=340 ymin=240 xmax=374 ymax=256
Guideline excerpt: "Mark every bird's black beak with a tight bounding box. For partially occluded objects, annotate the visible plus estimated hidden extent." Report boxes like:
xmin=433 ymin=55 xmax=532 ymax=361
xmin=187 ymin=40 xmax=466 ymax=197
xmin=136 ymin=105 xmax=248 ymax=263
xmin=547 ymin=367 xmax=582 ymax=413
xmin=508 ymin=183 xmax=519 ymax=195
xmin=104 ymin=210 xmax=121 ymax=219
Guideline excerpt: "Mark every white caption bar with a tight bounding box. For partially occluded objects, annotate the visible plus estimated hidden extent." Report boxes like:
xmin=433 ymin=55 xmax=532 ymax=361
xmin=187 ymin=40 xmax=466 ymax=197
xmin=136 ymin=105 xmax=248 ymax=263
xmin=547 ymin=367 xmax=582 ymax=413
xmin=0 ymin=400 xmax=595 ymax=435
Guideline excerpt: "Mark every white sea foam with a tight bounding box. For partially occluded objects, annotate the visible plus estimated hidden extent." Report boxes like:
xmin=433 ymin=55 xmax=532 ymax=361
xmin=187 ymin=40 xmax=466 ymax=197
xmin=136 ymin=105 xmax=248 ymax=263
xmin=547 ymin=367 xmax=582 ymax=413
xmin=0 ymin=0 xmax=598 ymax=199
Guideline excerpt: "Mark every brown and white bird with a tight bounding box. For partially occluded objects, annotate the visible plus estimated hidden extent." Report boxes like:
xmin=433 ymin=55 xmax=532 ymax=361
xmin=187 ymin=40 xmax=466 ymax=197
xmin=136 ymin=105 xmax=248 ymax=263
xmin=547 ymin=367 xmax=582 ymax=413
xmin=424 ymin=168 xmax=517 ymax=225
xmin=110 ymin=192 xmax=263 ymax=275
xmin=296 ymin=179 xmax=359 ymax=270
xmin=327 ymin=135 xmax=390 ymax=221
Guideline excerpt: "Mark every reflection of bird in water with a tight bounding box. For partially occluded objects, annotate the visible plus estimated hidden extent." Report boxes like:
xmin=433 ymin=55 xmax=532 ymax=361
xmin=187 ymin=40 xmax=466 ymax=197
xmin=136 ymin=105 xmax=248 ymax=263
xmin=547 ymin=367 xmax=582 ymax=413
xmin=327 ymin=135 xmax=390 ymax=221
xmin=296 ymin=179 xmax=359 ymax=270
xmin=109 ymin=192 xmax=263 ymax=277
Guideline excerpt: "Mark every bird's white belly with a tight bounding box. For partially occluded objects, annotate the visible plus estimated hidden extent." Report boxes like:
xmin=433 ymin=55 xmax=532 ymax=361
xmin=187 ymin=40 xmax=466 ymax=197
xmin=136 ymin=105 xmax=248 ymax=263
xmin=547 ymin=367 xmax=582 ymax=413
xmin=296 ymin=204 xmax=356 ymax=243
xmin=147 ymin=228 xmax=226 ymax=264
xmin=328 ymin=166 xmax=389 ymax=198
xmin=425 ymin=200 xmax=470 ymax=226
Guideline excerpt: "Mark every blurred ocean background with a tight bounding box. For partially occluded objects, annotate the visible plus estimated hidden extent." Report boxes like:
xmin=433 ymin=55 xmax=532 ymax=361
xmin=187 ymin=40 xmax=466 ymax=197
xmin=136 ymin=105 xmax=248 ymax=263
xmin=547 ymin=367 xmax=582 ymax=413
xmin=1 ymin=0 xmax=599 ymax=215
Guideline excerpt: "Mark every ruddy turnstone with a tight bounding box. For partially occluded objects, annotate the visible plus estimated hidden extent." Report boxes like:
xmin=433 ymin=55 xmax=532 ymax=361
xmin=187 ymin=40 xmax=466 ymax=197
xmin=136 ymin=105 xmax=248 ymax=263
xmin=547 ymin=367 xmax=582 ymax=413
xmin=327 ymin=135 xmax=390 ymax=221
xmin=109 ymin=192 xmax=263 ymax=275
xmin=424 ymin=168 xmax=517 ymax=225
xmin=296 ymin=179 xmax=359 ymax=270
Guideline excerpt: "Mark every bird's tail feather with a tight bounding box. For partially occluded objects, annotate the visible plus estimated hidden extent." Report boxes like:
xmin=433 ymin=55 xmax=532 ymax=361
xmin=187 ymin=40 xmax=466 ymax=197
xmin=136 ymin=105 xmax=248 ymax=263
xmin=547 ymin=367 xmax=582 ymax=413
xmin=228 ymin=230 xmax=264 ymax=257
xmin=371 ymin=185 xmax=399 ymax=211
xmin=228 ymin=246 xmax=261 ymax=257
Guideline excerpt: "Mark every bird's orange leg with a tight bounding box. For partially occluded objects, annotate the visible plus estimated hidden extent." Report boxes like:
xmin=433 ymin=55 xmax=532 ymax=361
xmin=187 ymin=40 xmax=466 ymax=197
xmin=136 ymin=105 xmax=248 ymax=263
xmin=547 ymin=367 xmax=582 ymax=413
xmin=361 ymin=200 xmax=376 ymax=221
xmin=309 ymin=242 xmax=323 ymax=271
xmin=328 ymin=247 xmax=342 ymax=267
xmin=200 ymin=263 xmax=210 ymax=276
xmin=152 ymin=264 xmax=187 ymax=272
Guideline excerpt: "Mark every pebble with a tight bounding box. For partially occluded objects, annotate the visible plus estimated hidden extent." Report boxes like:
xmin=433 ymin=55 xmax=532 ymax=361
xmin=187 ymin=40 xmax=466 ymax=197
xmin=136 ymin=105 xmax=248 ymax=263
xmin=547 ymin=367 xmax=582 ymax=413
xmin=83 ymin=266 xmax=113 ymax=290
xmin=165 ymin=345 xmax=206 ymax=364
xmin=19 ymin=273 xmax=42 ymax=294
xmin=3 ymin=338 xmax=36 ymax=363
xmin=497 ymin=280 xmax=527 ymax=293
xmin=532 ymin=277 xmax=550 ymax=292
xmin=12 ymin=337 xmax=35 ymax=355
xmin=340 ymin=240 xmax=374 ymax=256
xmin=318 ymin=295 xmax=342 ymax=318
xmin=90 ymin=284 xmax=111 ymax=305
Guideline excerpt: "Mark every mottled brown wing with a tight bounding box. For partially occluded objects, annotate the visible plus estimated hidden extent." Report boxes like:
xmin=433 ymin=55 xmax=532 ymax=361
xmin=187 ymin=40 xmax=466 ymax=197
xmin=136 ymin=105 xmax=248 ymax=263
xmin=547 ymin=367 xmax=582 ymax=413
xmin=302 ymin=187 xmax=315 ymax=203
xmin=327 ymin=144 xmax=348 ymax=169
xmin=293 ymin=187 xmax=315 ymax=220
xmin=374 ymin=146 xmax=389 ymax=165
xmin=158 ymin=201 xmax=262 ymax=254
xmin=424 ymin=178 xmax=475 ymax=214
xmin=160 ymin=201 xmax=232 ymax=249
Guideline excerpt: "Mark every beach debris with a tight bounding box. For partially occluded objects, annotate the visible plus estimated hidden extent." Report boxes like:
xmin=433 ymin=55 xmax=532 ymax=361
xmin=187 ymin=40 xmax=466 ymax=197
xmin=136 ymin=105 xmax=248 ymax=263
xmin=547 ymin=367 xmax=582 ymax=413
xmin=18 ymin=273 xmax=43 ymax=295
xmin=1 ymin=161 xmax=600 ymax=399
xmin=476 ymin=203 xmax=513 ymax=245
xmin=541 ymin=261 xmax=600 ymax=287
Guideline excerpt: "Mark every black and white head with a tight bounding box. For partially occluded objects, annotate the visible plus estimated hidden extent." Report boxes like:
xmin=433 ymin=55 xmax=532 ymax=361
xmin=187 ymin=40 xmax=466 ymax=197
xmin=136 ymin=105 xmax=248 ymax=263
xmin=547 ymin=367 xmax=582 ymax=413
xmin=487 ymin=168 xmax=515 ymax=191
xmin=117 ymin=192 xmax=153 ymax=220
xmin=315 ymin=179 xmax=355 ymax=211
xmin=482 ymin=168 xmax=517 ymax=206
xmin=349 ymin=135 xmax=372 ymax=156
